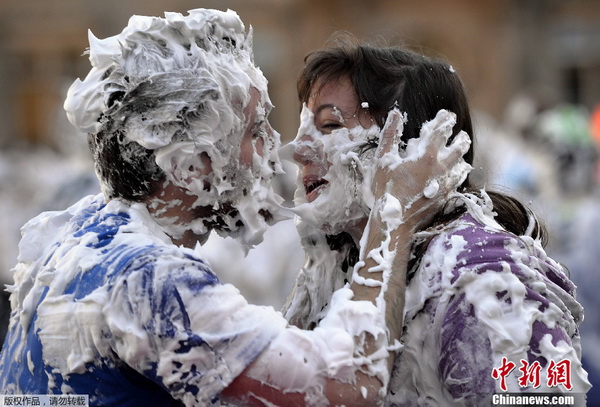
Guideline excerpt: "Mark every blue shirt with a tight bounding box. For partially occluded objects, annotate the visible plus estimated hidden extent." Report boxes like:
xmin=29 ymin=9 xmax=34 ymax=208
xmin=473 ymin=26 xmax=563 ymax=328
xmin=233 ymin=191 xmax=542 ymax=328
xmin=0 ymin=195 xmax=285 ymax=406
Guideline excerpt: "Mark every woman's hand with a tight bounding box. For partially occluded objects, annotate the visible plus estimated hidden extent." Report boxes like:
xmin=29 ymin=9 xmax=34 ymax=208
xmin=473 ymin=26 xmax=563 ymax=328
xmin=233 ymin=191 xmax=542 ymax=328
xmin=371 ymin=108 xmax=472 ymax=231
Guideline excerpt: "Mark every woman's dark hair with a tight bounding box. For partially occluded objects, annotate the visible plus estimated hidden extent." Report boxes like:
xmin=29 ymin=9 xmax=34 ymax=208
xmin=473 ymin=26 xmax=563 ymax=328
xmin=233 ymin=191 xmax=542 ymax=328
xmin=298 ymin=35 xmax=547 ymax=245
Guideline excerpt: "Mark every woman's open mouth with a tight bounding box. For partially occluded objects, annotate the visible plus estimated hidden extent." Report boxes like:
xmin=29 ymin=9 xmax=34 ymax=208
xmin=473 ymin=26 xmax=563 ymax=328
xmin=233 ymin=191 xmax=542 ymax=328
xmin=303 ymin=176 xmax=328 ymax=202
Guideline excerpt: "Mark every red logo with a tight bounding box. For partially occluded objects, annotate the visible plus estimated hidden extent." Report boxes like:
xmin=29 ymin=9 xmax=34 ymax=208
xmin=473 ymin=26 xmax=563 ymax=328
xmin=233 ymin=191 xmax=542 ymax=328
xmin=492 ymin=358 xmax=572 ymax=391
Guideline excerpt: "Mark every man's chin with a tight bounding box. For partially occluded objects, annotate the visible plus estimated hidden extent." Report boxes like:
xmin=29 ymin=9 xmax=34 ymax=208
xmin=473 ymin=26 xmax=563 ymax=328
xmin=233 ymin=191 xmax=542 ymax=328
xmin=192 ymin=196 xmax=276 ymax=241
xmin=258 ymin=208 xmax=273 ymax=222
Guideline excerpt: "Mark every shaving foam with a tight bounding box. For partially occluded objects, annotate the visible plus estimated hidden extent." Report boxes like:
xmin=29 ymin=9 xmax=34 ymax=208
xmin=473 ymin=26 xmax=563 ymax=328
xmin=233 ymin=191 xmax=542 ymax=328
xmin=63 ymin=9 xmax=288 ymax=248
xmin=282 ymin=105 xmax=379 ymax=235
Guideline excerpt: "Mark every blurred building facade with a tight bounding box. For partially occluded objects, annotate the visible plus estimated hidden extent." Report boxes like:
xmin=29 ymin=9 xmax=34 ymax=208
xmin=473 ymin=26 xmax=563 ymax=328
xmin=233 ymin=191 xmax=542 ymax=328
xmin=0 ymin=0 xmax=598 ymax=148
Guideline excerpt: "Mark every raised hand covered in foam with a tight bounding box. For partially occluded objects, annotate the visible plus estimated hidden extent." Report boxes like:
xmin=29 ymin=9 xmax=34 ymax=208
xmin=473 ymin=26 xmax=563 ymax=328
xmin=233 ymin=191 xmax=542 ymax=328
xmin=372 ymin=108 xmax=472 ymax=231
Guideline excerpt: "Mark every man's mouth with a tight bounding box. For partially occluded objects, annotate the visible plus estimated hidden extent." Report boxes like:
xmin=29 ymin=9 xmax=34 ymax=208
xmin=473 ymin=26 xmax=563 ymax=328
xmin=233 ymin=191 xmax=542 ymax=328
xmin=303 ymin=176 xmax=328 ymax=202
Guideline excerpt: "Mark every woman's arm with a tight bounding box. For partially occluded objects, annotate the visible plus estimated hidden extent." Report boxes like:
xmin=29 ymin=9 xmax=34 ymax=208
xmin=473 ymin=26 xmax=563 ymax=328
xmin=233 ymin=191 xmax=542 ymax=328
xmin=351 ymin=109 xmax=471 ymax=373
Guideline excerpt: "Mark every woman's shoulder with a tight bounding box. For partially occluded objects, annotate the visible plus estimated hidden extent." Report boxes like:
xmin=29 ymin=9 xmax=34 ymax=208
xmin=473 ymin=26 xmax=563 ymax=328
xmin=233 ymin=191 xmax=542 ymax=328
xmin=420 ymin=209 xmax=569 ymax=290
xmin=421 ymin=208 xmax=580 ymax=318
xmin=424 ymin=211 xmax=518 ymax=265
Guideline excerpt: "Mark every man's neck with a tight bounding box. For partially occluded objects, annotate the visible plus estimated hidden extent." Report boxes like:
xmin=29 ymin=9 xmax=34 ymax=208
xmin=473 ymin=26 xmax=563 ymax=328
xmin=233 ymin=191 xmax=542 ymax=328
xmin=144 ymin=182 xmax=211 ymax=249
xmin=171 ymin=228 xmax=210 ymax=248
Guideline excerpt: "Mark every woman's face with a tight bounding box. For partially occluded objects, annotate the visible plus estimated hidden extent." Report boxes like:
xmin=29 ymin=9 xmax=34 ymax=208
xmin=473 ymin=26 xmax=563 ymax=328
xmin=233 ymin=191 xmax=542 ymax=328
xmin=287 ymin=77 xmax=380 ymax=237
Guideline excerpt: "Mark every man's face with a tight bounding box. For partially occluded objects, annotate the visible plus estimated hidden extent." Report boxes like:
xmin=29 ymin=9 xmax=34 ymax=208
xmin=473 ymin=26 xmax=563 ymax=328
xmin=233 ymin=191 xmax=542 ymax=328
xmin=193 ymin=88 xmax=271 ymax=224
xmin=239 ymin=87 xmax=270 ymax=168
xmin=185 ymin=85 xmax=283 ymax=248
xmin=149 ymin=85 xmax=281 ymax=247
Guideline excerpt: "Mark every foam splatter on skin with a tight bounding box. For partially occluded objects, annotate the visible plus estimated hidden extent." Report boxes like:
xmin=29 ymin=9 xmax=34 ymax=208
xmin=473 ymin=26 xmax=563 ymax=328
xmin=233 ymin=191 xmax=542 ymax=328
xmin=282 ymin=108 xmax=472 ymax=324
xmin=283 ymin=107 xmax=470 ymax=236
xmin=64 ymin=9 xmax=286 ymax=249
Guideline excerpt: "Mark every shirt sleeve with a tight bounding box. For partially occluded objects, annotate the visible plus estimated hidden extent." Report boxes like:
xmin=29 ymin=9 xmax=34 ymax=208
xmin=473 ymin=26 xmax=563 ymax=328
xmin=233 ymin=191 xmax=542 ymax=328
xmin=103 ymin=245 xmax=287 ymax=406
xmin=434 ymin=218 xmax=590 ymax=397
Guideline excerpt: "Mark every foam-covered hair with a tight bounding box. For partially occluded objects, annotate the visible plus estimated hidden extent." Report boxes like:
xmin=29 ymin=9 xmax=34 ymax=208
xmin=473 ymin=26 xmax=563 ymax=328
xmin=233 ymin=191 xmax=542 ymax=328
xmin=63 ymin=8 xmax=275 ymax=196
xmin=64 ymin=9 xmax=264 ymax=138
xmin=64 ymin=9 xmax=285 ymax=248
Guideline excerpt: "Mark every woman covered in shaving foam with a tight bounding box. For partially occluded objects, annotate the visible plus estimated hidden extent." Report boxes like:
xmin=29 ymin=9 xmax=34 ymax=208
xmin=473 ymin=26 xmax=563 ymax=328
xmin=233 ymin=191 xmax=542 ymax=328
xmin=281 ymin=36 xmax=592 ymax=406
xmin=0 ymin=9 xmax=470 ymax=407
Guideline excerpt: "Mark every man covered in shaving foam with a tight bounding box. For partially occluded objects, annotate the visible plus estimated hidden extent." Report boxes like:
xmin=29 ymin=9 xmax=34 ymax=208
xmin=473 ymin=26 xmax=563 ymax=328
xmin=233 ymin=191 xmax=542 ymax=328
xmin=0 ymin=9 xmax=471 ymax=406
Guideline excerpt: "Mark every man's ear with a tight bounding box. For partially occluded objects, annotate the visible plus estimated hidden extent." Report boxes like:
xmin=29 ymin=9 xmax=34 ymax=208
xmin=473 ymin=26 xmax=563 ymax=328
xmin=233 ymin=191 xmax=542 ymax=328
xmin=156 ymin=144 xmax=213 ymax=189
xmin=174 ymin=157 xmax=213 ymax=191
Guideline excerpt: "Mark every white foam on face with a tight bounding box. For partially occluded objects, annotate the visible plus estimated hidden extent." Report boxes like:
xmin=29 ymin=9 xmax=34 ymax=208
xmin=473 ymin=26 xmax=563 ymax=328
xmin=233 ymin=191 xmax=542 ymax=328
xmin=63 ymin=9 xmax=286 ymax=249
xmin=283 ymin=107 xmax=473 ymax=236
xmin=282 ymin=105 xmax=380 ymax=235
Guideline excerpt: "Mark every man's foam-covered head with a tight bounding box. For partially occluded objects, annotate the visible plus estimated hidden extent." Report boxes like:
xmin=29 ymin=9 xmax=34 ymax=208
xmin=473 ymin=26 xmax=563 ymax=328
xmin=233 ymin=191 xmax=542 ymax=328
xmin=65 ymin=9 xmax=285 ymax=248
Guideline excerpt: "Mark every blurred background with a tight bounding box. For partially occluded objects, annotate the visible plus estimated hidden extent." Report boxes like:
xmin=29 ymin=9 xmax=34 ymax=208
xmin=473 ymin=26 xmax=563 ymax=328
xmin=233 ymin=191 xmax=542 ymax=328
xmin=0 ymin=0 xmax=599 ymax=401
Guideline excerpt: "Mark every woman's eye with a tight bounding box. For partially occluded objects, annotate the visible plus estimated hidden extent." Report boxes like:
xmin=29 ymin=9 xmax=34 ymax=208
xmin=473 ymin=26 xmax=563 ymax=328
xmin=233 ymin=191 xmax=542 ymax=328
xmin=320 ymin=123 xmax=342 ymax=133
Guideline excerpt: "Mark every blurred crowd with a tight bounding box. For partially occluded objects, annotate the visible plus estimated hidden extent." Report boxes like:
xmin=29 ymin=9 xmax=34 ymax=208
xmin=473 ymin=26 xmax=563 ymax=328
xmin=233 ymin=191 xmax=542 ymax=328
xmin=476 ymin=95 xmax=600 ymax=402
xmin=0 ymin=96 xmax=598 ymax=400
